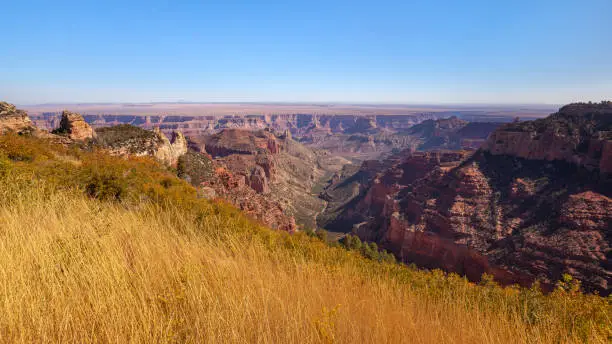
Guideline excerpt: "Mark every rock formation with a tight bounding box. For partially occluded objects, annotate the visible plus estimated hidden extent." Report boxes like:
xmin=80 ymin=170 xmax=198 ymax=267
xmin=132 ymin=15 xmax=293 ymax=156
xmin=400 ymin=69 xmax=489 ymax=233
xmin=95 ymin=125 xmax=188 ymax=166
xmin=153 ymin=128 xmax=188 ymax=166
xmin=201 ymin=129 xmax=344 ymax=228
xmin=58 ymin=110 xmax=95 ymax=141
xmin=0 ymin=101 xmax=35 ymax=135
xmin=483 ymin=101 xmax=612 ymax=173
xmin=29 ymin=111 xmax=450 ymax=159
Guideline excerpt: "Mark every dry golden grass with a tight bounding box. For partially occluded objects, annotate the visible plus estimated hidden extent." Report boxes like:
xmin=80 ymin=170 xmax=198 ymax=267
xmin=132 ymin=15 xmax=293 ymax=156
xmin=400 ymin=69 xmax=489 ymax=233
xmin=0 ymin=181 xmax=608 ymax=344
xmin=0 ymin=134 xmax=609 ymax=343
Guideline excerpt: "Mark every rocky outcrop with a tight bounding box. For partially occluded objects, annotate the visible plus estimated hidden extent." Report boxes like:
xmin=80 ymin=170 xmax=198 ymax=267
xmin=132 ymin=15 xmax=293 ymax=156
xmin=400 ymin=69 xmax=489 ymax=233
xmin=248 ymin=166 xmax=270 ymax=194
xmin=0 ymin=102 xmax=73 ymax=144
xmin=0 ymin=102 xmax=35 ymax=135
xmin=204 ymin=129 xmax=286 ymax=157
xmin=58 ymin=111 xmax=95 ymax=141
xmin=153 ymin=128 xmax=188 ymax=166
xmin=204 ymin=130 xmax=282 ymax=197
xmin=95 ymin=125 xmax=187 ymax=166
xmin=213 ymin=167 xmax=296 ymax=232
xmin=203 ymin=129 xmax=335 ymax=228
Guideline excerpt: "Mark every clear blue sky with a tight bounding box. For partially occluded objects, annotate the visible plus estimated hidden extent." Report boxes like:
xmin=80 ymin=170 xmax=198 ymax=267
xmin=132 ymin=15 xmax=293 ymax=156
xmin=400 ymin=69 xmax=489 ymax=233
xmin=1 ymin=0 xmax=610 ymax=105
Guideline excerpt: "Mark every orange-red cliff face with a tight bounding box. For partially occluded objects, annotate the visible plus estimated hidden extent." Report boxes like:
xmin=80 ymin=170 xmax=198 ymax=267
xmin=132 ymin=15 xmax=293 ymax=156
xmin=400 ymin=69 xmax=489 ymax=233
xmin=197 ymin=164 xmax=297 ymax=232
xmin=330 ymin=103 xmax=612 ymax=294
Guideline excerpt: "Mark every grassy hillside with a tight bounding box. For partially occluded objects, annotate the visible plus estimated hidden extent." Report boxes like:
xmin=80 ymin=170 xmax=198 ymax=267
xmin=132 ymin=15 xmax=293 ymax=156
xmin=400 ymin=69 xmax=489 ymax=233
xmin=0 ymin=133 xmax=609 ymax=343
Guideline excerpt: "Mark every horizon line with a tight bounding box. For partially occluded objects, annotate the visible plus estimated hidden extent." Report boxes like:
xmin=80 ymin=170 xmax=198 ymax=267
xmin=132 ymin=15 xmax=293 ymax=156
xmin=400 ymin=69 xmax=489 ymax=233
xmin=16 ymin=100 xmax=567 ymax=108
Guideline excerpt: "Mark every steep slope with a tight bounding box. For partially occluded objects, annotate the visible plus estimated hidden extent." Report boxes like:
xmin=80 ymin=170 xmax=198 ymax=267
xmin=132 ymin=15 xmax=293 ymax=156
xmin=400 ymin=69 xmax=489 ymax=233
xmin=177 ymin=150 xmax=297 ymax=232
xmin=320 ymin=150 xmax=471 ymax=232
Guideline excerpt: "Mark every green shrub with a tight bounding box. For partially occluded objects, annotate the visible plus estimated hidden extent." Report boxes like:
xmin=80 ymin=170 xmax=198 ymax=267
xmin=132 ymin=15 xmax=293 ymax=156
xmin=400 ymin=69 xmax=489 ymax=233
xmin=177 ymin=151 xmax=215 ymax=186
xmin=84 ymin=169 xmax=127 ymax=201
xmin=341 ymin=234 xmax=363 ymax=251
xmin=316 ymin=229 xmax=329 ymax=243
xmin=95 ymin=124 xmax=163 ymax=152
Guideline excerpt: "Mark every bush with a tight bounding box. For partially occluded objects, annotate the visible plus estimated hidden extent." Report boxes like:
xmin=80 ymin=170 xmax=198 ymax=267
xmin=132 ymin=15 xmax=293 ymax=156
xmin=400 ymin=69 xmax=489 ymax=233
xmin=84 ymin=169 xmax=127 ymax=201
xmin=341 ymin=234 xmax=363 ymax=251
xmin=339 ymin=234 xmax=396 ymax=263
xmin=95 ymin=124 xmax=163 ymax=152
xmin=177 ymin=151 xmax=215 ymax=186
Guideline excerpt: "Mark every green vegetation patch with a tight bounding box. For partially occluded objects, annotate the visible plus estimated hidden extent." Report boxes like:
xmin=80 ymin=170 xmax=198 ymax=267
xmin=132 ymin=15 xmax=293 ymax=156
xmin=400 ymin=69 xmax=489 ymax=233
xmin=177 ymin=150 xmax=215 ymax=186
xmin=95 ymin=124 xmax=163 ymax=152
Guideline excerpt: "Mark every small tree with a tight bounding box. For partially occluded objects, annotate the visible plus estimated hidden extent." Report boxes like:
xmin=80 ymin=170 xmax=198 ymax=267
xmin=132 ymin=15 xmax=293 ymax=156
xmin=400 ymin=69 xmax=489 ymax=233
xmin=342 ymin=234 xmax=362 ymax=251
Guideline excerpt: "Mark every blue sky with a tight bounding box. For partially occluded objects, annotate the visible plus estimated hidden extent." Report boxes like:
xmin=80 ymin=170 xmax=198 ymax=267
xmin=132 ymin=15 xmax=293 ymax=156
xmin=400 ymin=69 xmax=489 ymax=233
xmin=1 ymin=0 xmax=610 ymax=105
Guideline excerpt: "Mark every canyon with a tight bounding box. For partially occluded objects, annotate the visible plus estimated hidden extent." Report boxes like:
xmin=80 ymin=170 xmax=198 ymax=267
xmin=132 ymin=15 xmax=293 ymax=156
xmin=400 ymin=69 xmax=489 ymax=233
xmin=322 ymin=102 xmax=612 ymax=294
xmin=26 ymin=103 xmax=546 ymax=159
xmin=4 ymin=100 xmax=611 ymax=294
